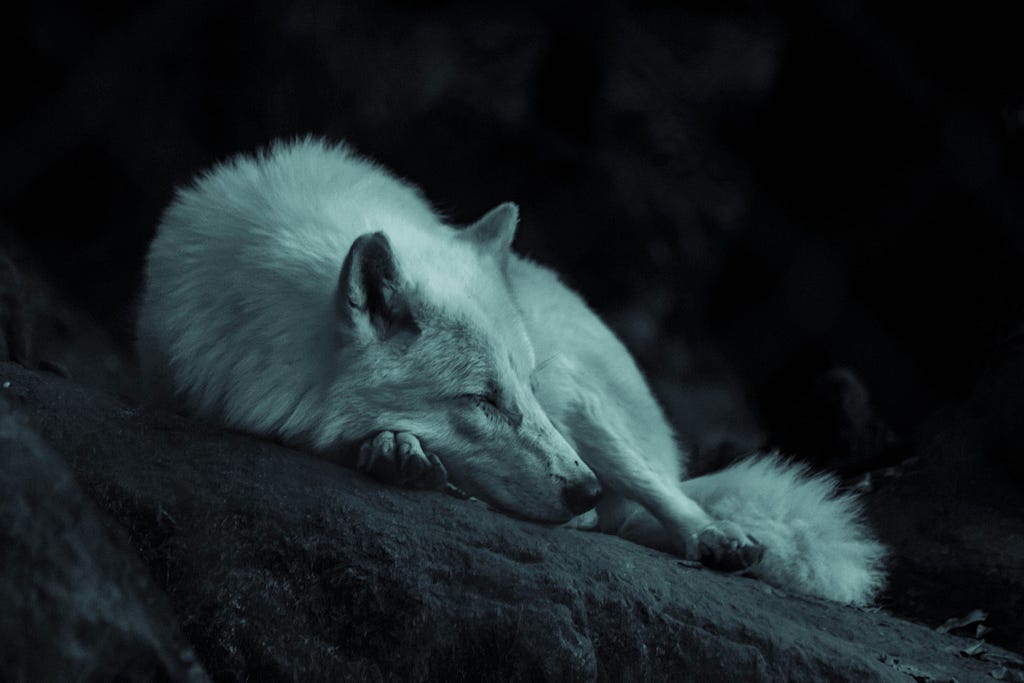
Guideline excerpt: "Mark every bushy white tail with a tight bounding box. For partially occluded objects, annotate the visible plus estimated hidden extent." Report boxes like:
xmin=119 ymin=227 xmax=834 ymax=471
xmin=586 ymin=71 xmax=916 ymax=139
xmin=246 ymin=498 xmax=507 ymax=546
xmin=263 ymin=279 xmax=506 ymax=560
xmin=681 ymin=454 xmax=886 ymax=605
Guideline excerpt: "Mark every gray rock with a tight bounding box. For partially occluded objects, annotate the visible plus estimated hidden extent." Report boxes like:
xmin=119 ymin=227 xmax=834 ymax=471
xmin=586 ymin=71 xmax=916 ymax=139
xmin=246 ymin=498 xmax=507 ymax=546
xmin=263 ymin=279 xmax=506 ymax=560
xmin=0 ymin=394 xmax=206 ymax=682
xmin=2 ymin=360 xmax=1020 ymax=681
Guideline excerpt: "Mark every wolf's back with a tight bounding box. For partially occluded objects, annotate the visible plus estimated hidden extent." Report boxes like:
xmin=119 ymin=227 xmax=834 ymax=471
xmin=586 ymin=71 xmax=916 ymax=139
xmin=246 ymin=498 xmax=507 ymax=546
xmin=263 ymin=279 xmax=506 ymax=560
xmin=136 ymin=138 xmax=435 ymax=438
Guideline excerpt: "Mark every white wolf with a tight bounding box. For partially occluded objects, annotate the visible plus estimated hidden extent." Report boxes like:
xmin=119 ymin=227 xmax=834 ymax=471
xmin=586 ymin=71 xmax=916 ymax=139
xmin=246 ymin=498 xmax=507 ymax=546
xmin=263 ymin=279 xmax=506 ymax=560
xmin=138 ymin=138 xmax=885 ymax=604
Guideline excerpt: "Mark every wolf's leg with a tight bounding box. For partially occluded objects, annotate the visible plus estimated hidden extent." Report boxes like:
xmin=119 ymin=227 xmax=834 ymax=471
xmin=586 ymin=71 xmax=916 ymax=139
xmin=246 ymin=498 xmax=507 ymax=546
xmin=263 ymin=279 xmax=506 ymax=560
xmin=595 ymin=497 xmax=763 ymax=569
xmin=584 ymin=419 xmax=762 ymax=568
xmin=357 ymin=431 xmax=448 ymax=489
xmin=536 ymin=364 xmax=762 ymax=569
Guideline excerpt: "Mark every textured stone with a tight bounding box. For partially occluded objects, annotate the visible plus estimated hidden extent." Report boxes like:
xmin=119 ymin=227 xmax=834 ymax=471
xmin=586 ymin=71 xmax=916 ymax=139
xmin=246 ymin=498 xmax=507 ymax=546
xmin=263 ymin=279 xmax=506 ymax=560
xmin=0 ymin=395 xmax=205 ymax=682
xmin=2 ymin=361 xmax=1020 ymax=681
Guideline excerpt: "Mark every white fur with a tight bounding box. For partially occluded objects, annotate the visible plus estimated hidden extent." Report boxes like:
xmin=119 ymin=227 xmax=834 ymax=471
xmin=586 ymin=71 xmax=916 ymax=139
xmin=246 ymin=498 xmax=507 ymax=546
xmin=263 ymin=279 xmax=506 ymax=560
xmin=138 ymin=137 xmax=886 ymax=604
xmin=681 ymin=456 xmax=886 ymax=604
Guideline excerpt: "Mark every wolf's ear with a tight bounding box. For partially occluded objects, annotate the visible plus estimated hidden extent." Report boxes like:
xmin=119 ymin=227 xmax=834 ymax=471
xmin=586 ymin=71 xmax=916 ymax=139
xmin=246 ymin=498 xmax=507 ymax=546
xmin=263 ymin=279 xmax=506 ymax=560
xmin=459 ymin=202 xmax=518 ymax=258
xmin=337 ymin=232 xmax=419 ymax=342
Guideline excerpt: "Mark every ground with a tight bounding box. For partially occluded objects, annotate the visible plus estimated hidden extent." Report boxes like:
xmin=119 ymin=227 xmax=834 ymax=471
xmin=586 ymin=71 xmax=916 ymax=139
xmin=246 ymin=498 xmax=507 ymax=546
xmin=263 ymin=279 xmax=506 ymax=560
xmin=3 ymin=360 xmax=1023 ymax=681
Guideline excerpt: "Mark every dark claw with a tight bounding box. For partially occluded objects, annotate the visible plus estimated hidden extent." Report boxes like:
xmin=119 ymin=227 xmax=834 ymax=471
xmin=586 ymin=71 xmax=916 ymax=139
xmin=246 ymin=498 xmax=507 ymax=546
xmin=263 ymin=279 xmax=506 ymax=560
xmin=697 ymin=524 xmax=765 ymax=572
xmin=411 ymin=452 xmax=448 ymax=490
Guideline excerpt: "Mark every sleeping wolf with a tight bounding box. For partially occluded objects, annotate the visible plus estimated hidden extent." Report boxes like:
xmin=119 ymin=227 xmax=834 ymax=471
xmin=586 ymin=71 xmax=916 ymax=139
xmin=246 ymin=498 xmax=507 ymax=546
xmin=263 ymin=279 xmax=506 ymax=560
xmin=138 ymin=138 xmax=885 ymax=604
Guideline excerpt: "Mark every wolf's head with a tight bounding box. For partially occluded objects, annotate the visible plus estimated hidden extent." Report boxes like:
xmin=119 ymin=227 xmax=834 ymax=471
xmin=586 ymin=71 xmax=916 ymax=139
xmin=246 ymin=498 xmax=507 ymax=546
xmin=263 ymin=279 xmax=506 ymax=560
xmin=327 ymin=203 xmax=600 ymax=523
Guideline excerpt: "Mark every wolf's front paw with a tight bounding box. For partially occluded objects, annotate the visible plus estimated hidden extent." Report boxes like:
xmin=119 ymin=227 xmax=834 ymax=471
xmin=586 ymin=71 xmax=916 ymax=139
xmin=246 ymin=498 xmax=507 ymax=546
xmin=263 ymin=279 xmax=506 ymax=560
xmin=357 ymin=431 xmax=448 ymax=489
xmin=692 ymin=520 xmax=764 ymax=572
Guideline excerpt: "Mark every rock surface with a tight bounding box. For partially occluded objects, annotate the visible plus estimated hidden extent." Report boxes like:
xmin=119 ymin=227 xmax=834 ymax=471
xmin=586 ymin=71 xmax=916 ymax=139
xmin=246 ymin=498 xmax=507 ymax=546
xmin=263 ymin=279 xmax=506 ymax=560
xmin=3 ymin=360 xmax=1021 ymax=681
xmin=0 ymin=395 xmax=204 ymax=681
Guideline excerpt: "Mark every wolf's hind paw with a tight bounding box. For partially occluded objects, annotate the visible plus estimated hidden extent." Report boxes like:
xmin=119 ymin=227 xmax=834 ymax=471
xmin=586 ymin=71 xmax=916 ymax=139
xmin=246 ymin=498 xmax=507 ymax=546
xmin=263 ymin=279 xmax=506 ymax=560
xmin=357 ymin=431 xmax=447 ymax=489
xmin=694 ymin=520 xmax=764 ymax=572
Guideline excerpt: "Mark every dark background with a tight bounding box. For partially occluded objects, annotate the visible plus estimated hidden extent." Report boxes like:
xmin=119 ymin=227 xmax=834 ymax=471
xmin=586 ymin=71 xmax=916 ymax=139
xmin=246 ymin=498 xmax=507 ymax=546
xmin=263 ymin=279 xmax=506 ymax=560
xmin=5 ymin=0 xmax=1023 ymax=447
xmin=4 ymin=0 xmax=1024 ymax=654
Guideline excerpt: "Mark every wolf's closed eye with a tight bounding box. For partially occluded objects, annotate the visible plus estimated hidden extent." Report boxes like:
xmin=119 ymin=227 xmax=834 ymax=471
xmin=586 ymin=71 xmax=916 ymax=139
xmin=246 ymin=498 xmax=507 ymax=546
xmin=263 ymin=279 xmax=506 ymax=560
xmin=462 ymin=393 xmax=500 ymax=411
xmin=461 ymin=391 xmax=522 ymax=428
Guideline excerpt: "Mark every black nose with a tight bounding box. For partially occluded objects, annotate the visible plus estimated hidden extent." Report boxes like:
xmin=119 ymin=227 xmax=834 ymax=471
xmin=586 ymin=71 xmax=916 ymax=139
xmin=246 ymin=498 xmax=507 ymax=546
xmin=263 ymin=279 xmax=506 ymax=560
xmin=562 ymin=479 xmax=603 ymax=515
